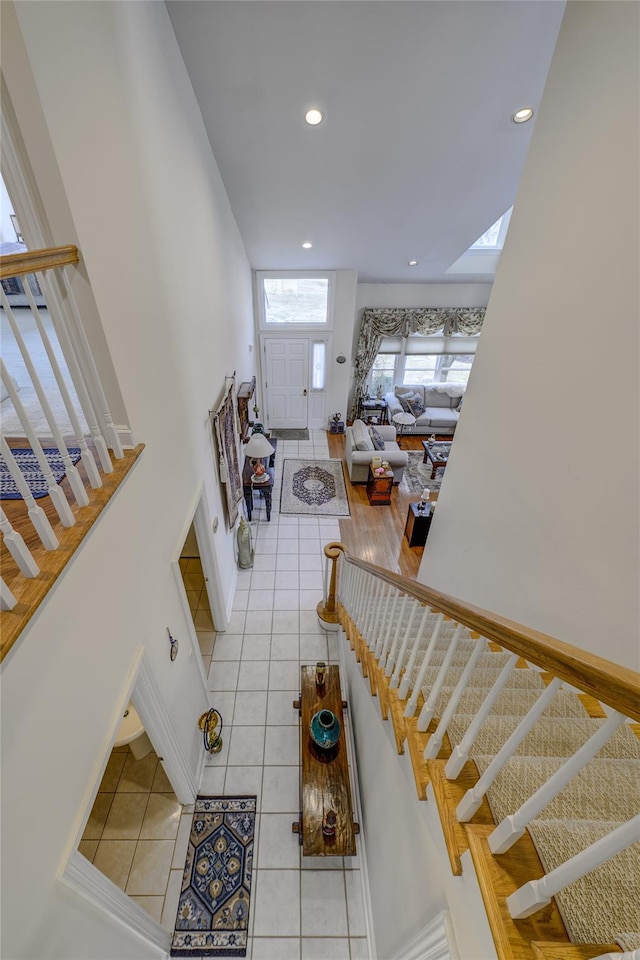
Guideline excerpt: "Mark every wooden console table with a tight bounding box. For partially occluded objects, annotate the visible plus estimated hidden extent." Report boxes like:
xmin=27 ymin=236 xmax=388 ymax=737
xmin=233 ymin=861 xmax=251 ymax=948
xmin=292 ymin=665 xmax=358 ymax=856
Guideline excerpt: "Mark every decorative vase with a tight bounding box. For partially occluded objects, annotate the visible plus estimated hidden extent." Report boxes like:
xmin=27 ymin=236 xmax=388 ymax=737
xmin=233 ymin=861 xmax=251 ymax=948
xmin=310 ymin=708 xmax=341 ymax=750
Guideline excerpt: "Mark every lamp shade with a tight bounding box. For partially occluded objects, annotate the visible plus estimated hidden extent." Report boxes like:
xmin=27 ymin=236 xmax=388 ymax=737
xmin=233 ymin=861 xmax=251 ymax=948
xmin=244 ymin=432 xmax=275 ymax=460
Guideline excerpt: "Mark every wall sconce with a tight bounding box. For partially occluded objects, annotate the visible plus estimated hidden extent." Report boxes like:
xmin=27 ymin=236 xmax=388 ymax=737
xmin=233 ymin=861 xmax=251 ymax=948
xmin=199 ymin=708 xmax=224 ymax=753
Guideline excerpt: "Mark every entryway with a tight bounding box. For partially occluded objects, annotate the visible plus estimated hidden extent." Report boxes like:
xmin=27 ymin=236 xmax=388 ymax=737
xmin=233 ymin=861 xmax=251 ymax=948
xmin=262 ymin=337 xmax=329 ymax=430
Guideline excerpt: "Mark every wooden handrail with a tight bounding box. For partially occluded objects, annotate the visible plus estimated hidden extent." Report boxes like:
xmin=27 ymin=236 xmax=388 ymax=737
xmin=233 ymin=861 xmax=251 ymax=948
xmin=0 ymin=244 xmax=79 ymax=280
xmin=331 ymin=544 xmax=640 ymax=722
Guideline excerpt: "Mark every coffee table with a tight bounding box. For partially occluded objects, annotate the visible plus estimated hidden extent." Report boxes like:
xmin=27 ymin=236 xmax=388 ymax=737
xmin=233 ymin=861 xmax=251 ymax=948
xmin=422 ymin=440 xmax=452 ymax=479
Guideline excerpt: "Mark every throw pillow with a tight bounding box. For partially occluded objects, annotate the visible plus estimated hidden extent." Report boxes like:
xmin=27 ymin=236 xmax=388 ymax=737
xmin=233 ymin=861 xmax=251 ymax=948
xmin=406 ymin=394 xmax=425 ymax=418
xmin=369 ymin=428 xmax=385 ymax=451
xmin=398 ymin=394 xmax=412 ymax=413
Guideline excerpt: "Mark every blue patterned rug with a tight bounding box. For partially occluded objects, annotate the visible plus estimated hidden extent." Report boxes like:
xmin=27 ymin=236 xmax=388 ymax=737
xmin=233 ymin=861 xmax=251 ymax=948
xmin=170 ymin=796 xmax=256 ymax=958
xmin=0 ymin=447 xmax=82 ymax=500
xmin=280 ymin=458 xmax=351 ymax=517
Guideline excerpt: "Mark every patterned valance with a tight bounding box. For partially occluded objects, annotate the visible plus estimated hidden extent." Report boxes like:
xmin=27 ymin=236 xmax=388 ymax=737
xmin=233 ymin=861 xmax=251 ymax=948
xmin=349 ymin=306 xmax=485 ymax=419
xmin=361 ymin=306 xmax=485 ymax=337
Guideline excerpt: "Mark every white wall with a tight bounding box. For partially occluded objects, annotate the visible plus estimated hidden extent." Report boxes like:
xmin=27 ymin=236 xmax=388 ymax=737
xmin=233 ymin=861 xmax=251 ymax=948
xmin=419 ymin=2 xmax=639 ymax=671
xmin=1 ymin=3 xmax=254 ymax=957
xmin=1 ymin=175 xmax=17 ymax=242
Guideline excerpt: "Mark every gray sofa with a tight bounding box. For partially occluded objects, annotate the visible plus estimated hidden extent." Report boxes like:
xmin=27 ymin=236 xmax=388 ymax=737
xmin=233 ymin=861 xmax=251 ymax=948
xmin=345 ymin=419 xmax=408 ymax=483
xmin=384 ymin=382 xmax=465 ymax=435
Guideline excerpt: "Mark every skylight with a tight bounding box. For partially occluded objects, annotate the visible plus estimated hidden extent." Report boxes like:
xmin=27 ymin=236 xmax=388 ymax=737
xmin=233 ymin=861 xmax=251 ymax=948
xmin=470 ymin=208 xmax=513 ymax=250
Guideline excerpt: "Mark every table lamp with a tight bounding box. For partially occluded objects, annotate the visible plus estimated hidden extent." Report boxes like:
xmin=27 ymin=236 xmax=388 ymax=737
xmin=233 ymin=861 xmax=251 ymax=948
xmin=244 ymin=431 xmax=275 ymax=471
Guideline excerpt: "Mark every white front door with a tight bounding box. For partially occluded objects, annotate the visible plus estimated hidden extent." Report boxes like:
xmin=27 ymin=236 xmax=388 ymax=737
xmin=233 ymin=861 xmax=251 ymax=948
xmin=264 ymin=338 xmax=309 ymax=429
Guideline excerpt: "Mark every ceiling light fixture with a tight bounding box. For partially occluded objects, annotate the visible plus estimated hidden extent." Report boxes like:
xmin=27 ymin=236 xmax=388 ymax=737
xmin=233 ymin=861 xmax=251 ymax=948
xmin=305 ymin=109 xmax=323 ymax=126
xmin=408 ymin=260 xmax=418 ymax=266
xmin=302 ymin=242 xmax=313 ymax=249
xmin=512 ymin=107 xmax=534 ymax=124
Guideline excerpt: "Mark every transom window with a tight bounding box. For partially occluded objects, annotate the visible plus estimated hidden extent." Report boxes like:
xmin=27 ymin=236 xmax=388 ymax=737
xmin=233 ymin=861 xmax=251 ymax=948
xmin=256 ymin=272 xmax=335 ymax=329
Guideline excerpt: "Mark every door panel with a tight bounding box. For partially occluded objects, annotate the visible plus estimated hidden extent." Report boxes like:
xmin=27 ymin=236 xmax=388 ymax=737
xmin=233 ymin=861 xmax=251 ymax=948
xmin=265 ymin=339 xmax=309 ymax=429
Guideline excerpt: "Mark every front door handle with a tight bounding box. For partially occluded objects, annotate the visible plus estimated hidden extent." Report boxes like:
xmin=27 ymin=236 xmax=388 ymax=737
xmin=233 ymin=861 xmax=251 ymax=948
xmin=303 ymin=389 xmax=307 ymax=396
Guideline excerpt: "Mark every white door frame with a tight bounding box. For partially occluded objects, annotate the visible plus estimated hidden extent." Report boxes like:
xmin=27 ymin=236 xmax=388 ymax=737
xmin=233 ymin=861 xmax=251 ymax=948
xmin=59 ymin=648 xmax=200 ymax=955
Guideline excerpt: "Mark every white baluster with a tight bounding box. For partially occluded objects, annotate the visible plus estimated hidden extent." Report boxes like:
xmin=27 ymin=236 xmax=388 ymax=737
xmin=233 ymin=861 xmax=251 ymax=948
xmin=405 ymin=615 xmax=454 ymax=716
xmin=0 ymin=361 xmax=75 ymax=527
xmin=355 ymin=568 xmax=368 ymax=626
xmin=384 ymin=600 xmax=420 ymax=677
xmin=488 ymin=710 xmax=627 ymax=854
xmin=36 ymin=269 xmax=123 ymax=459
xmin=1 ymin=577 xmax=17 ymax=610
xmin=399 ymin=611 xmax=445 ymax=702
xmin=0 ymin=509 xmax=39 ymax=576
xmin=507 ymin=815 xmax=640 ymax=919
xmin=424 ymin=638 xmax=488 ymax=755
xmin=1 ymin=291 xmax=89 ymax=506
xmin=369 ymin=582 xmax=390 ymax=651
xmin=445 ymin=653 xmax=519 ymax=778
xmin=413 ymin=622 xmax=465 ymax=725
xmin=391 ymin=603 xmax=429 ymax=689
xmin=376 ymin=587 xmax=399 ymax=659
xmin=382 ymin=594 xmax=410 ymax=672
xmin=17 ymin=283 xmax=102 ymax=489
xmin=362 ymin=578 xmax=383 ymax=646
xmin=31 ymin=272 xmax=114 ymax=473
xmin=351 ymin=567 xmax=365 ymax=625
xmin=457 ymin=677 xmax=564 ymax=822
xmin=1 ymin=439 xmax=60 ymax=550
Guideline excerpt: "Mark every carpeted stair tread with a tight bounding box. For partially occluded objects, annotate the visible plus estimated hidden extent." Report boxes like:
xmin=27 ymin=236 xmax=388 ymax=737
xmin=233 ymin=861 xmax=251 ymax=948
xmin=526 ymin=818 xmax=640 ymax=948
xmin=421 ymin=664 xmax=546 ymax=694
xmin=446 ymin=716 xmax=640 ymax=759
xmin=435 ymin=687 xmax=589 ymax=720
xmin=475 ymin=757 xmax=640 ymax=824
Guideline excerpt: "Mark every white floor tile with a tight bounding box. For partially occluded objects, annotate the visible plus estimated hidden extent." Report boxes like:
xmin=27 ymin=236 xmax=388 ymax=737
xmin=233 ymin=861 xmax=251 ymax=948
xmin=224 ymin=765 xmax=263 ymax=803
xmin=208 ymin=691 xmax=236 ymax=723
xmin=345 ymin=871 xmax=367 ymax=937
xmin=299 ymin=571 xmax=324 ymax=590
xmin=248 ymin=590 xmax=275 ymax=611
xmin=257 ymin=813 xmax=300 ymax=869
xmin=226 ymin=611 xmax=247 ymax=634
xmin=299 ymin=540 xmax=322 ymax=555
xmin=299 ymin=554 xmax=322 ymax=571
xmin=301 ymin=871 xmax=348 ymax=937
xmin=299 ymin=589 xmax=323 ymax=610
xmin=232 ymin=590 xmax=249 ymax=611
xmin=279 ymin=516 xmax=299 ymax=526
xmin=301 ymin=854 xmax=343 ymax=871
xmin=245 ymin=611 xmax=273 ymax=633
xmin=277 ymin=526 xmax=299 ymax=539
xmin=266 ymin=690 xmax=299 ymax=725
xmin=252 ymin=938 xmax=301 ymax=960
xmin=242 ymin=634 xmax=272 ymax=659
xmin=208 ymin=660 xmax=239 ymax=691
xmin=264 ymin=725 xmax=299 ymax=765
xmin=274 ymin=589 xmax=299 ymax=610
xmin=255 ymin=539 xmax=278 ymax=555
xmin=300 ymin=636 xmax=329 ymax=662
xmin=270 ymin=635 xmax=300 ymax=660
xmin=251 ymin=571 xmax=276 ymax=590
xmin=269 ymin=660 xmax=300 ymax=690
xmin=253 ymin=869 xmax=301 ymax=937
xmin=301 ymin=938 xmax=350 ymax=960
xmin=160 ymin=869 xmax=183 ymax=932
xmin=171 ymin=814 xmax=192 ymax=870
xmin=228 ymin=726 xmax=266 ymax=766
xmin=271 ymin=611 xmax=299 ymax=634
xmin=349 ymin=938 xmax=370 ymax=959
xmin=200 ymin=765 xmax=226 ymax=795
xmin=252 ymin=555 xmax=277 ymax=572
xmin=261 ymin=766 xmax=299 ymax=813
xmin=275 ymin=570 xmax=299 ymax=590
xmin=212 ymin=634 xmax=243 ymax=660
xmin=300 ymin=612 xmax=324 ymax=635
xmin=278 ymin=539 xmax=300 ymax=554
xmin=233 ymin=690 xmax=268 ymax=725
xmin=238 ymin=660 xmax=270 ymax=691
xmin=276 ymin=555 xmax=300 ymax=571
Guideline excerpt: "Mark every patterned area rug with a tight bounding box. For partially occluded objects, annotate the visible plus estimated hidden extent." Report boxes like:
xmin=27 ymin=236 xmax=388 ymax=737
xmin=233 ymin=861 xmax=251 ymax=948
xmin=269 ymin=429 xmax=309 ymax=440
xmin=171 ymin=796 xmax=256 ymax=958
xmin=400 ymin=450 xmax=444 ymax=495
xmin=280 ymin=458 xmax=351 ymax=517
xmin=0 ymin=446 xmax=82 ymax=500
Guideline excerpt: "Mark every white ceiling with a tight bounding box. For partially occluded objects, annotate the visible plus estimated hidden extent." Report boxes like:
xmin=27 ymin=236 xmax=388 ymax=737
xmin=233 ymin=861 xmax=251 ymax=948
xmin=167 ymin=1 xmax=565 ymax=283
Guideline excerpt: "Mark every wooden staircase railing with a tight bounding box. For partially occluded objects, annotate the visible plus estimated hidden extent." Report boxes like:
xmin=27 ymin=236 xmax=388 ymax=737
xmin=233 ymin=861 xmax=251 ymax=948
xmin=318 ymin=542 xmax=640 ymax=960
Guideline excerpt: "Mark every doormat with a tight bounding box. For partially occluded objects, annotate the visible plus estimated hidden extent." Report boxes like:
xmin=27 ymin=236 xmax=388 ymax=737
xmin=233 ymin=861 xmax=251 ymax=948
xmin=269 ymin=429 xmax=309 ymax=440
xmin=280 ymin=458 xmax=351 ymax=517
xmin=0 ymin=446 xmax=82 ymax=500
xmin=170 ymin=796 xmax=256 ymax=958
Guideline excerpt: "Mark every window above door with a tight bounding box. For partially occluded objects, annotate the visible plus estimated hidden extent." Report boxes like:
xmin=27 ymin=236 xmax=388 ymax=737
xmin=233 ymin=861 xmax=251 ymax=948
xmin=256 ymin=271 xmax=336 ymax=331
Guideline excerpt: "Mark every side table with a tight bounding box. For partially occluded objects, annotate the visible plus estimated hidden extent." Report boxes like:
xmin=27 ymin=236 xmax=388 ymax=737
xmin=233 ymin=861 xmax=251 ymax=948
xmin=361 ymin=398 xmax=388 ymax=424
xmin=366 ymin=467 xmax=394 ymax=505
xmin=404 ymin=502 xmax=432 ymax=547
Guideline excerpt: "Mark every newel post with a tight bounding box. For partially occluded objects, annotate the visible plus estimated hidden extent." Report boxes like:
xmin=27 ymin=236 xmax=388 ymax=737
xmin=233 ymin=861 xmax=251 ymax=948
xmin=317 ymin=542 xmax=346 ymax=625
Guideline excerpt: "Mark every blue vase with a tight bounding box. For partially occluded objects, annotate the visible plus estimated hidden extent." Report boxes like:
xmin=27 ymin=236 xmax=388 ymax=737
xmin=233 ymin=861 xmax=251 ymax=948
xmin=310 ymin=708 xmax=341 ymax=750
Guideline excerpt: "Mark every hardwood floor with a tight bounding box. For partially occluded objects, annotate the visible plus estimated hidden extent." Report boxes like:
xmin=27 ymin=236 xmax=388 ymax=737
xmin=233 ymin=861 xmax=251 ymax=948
xmin=328 ymin=432 xmax=437 ymax=581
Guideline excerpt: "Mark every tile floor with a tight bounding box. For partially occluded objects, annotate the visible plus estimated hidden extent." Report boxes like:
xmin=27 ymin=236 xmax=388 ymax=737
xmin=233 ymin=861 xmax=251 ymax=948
xmin=84 ymin=433 xmax=370 ymax=959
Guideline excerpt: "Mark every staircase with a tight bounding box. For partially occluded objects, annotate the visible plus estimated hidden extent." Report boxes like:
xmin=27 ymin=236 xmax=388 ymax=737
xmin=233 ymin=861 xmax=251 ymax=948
xmin=322 ymin=543 xmax=640 ymax=960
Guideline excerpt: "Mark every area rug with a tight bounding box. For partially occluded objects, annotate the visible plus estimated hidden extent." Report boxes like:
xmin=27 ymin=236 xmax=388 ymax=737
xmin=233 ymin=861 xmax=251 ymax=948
xmin=400 ymin=450 xmax=444 ymax=495
xmin=280 ymin=458 xmax=351 ymax=517
xmin=269 ymin=429 xmax=309 ymax=440
xmin=0 ymin=446 xmax=82 ymax=500
xmin=170 ymin=796 xmax=256 ymax=958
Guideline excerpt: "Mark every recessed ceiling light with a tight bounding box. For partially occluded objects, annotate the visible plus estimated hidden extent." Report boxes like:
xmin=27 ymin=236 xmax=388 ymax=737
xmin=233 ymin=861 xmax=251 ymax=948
xmin=408 ymin=260 xmax=418 ymax=266
xmin=512 ymin=107 xmax=534 ymax=124
xmin=302 ymin=242 xmax=313 ymax=249
xmin=305 ymin=109 xmax=323 ymax=126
